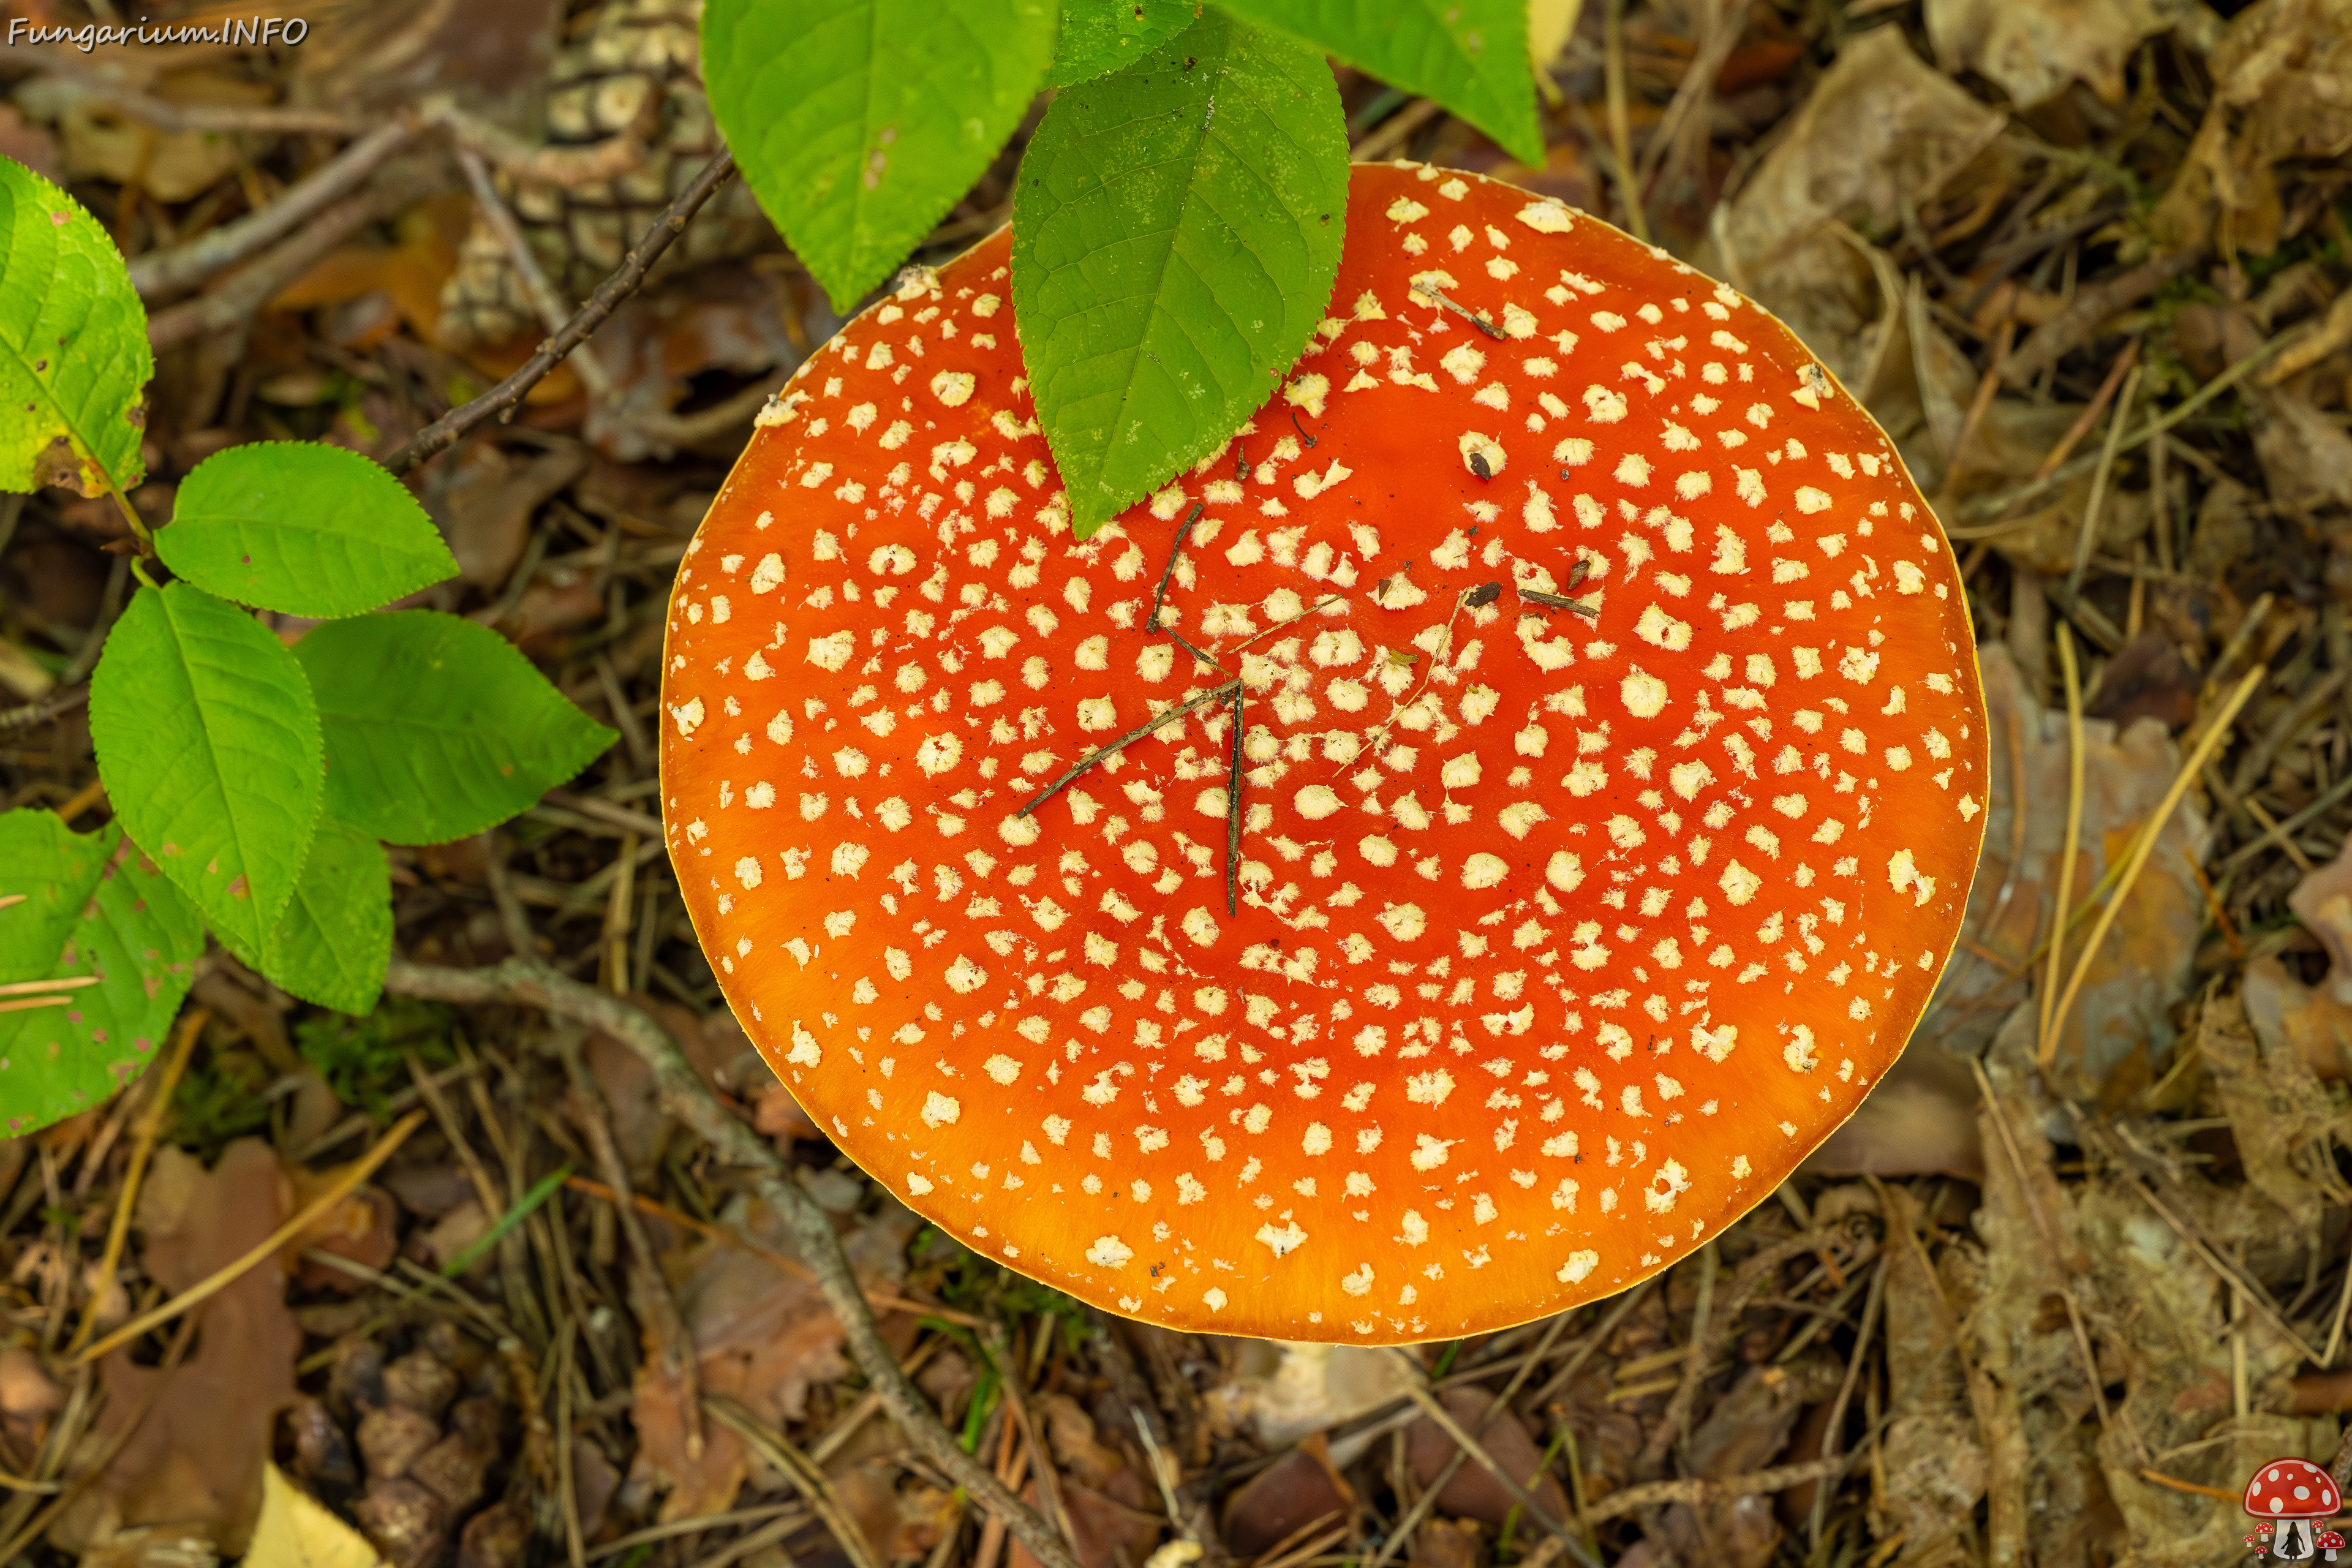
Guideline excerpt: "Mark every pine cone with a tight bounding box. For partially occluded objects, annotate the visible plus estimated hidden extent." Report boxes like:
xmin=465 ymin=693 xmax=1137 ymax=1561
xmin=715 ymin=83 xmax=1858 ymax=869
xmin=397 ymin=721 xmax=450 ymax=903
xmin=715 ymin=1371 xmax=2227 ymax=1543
xmin=437 ymin=0 xmax=772 ymax=349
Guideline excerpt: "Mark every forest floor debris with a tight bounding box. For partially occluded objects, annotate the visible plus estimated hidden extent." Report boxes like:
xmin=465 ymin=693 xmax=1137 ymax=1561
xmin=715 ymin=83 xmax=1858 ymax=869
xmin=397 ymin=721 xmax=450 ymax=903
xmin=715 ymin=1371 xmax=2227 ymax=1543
xmin=9 ymin=0 xmax=2352 ymax=1564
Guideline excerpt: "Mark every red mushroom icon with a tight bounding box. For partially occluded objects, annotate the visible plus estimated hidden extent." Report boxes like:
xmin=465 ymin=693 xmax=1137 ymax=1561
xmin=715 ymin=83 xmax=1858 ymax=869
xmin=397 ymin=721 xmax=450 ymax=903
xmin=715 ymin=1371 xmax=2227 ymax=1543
xmin=2320 ymin=1529 xmax=2345 ymax=1560
xmin=2244 ymin=1459 xmax=2340 ymax=1561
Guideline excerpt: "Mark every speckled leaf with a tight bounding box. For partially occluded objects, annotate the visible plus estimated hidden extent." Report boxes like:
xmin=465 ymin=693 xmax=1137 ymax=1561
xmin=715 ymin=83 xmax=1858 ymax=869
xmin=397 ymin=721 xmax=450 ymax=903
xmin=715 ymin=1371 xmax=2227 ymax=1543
xmin=292 ymin=611 xmax=615 ymax=846
xmin=1046 ymin=0 xmax=1199 ymax=86
xmin=157 ymin=443 xmax=456 ymax=618
xmin=0 ymin=158 xmax=150 ymax=497
xmin=706 ymin=0 xmax=1057 ymax=311
xmin=89 ymin=582 xmax=325 ymax=954
xmin=0 ymin=812 xmax=204 ymax=1136
xmin=219 ymin=815 xmax=390 ymax=1017
xmin=1215 ymin=0 xmax=1543 ymax=164
xmin=1012 ymin=7 xmax=1348 ymax=533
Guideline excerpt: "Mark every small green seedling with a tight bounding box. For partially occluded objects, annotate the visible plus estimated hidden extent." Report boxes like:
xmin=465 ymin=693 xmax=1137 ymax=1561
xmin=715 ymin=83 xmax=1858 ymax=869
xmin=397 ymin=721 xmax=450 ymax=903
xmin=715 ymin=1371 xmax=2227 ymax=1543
xmin=0 ymin=160 xmax=612 ymax=1135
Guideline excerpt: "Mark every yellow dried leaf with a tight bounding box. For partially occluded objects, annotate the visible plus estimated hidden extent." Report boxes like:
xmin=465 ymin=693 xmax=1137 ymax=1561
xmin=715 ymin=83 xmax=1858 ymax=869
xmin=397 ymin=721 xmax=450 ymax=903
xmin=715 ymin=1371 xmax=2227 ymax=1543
xmin=243 ymin=1464 xmax=383 ymax=1568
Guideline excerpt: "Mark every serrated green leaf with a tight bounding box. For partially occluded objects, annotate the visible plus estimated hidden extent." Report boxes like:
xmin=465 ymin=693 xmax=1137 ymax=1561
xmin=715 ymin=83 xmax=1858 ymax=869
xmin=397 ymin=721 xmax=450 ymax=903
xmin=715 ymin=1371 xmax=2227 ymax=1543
xmin=226 ymin=816 xmax=390 ymax=1017
xmin=1216 ymin=0 xmax=1543 ymax=164
xmin=156 ymin=443 xmax=457 ymax=618
xmin=0 ymin=812 xmax=205 ymax=1136
xmin=1012 ymin=9 xmax=1349 ymax=532
xmin=707 ymin=0 xmax=1057 ymax=311
xmin=292 ymin=611 xmax=615 ymax=846
xmin=0 ymin=158 xmax=150 ymax=498
xmin=1046 ymin=0 xmax=1199 ymax=86
xmin=90 ymin=582 xmax=324 ymax=952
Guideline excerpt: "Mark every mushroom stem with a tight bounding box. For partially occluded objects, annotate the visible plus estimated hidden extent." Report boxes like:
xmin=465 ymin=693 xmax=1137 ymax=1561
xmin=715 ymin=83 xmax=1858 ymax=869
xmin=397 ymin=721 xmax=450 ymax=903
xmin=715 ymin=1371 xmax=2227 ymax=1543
xmin=381 ymin=957 xmax=1085 ymax=1568
xmin=1016 ymin=681 xmax=1243 ymax=819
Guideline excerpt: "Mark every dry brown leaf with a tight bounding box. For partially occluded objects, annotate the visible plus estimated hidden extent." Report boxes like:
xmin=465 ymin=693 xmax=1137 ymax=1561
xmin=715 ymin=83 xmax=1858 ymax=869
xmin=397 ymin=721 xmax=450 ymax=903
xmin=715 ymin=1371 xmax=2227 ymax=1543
xmin=626 ymin=1194 xmax=914 ymax=1520
xmin=1707 ymin=26 xmax=2005 ymax=385
xmin=1223 ymin=1435 xmax=1354 ymax=1558
xmin=1924 ymin=0 xmax=2196 ymax=107
xmin=55 ymin=1140 xmax=303 ymax=1558
xmin=1921 ymin=646 xmax=2210 ymax=1100
xmin=2149 ymin=0 xmax=2352 ymax=257
xmin=1405 ymin=1387 xmax=1567 ymax=1532
xmin=423 ymin=439 xmax=589 ymax=589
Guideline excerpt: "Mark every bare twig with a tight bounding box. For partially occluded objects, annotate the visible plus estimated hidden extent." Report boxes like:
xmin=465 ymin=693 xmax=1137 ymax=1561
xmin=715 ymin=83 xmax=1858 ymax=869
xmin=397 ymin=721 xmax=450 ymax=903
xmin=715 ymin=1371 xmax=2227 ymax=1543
xmin=421 ymin=102 xmax=650 ymax=187
xmin=456 ymin=148 xmax=613 ymax=397
xmin=381 ymin=957 xmax=1082 ymax=1568
xmin=557 ymin=1032 xmax=701 ymax=1458
xmin=1148 ymin=506 xmax=1199 ymax=631
xmin=147 ymin=159 xmax=451 ymax=350
xmin=1583 ymin=1456 xmax=1850 ymax=1524
xmin=1017 ymin=682 xmax=1240 ymax=818
xmin=130 ymin=116 xmax=420 ymax=299
xmin=2001 ymin=249 xmax=2203 ymax=388
xmin=1226 ymin=684 xmax=1244 ymax=916
xmin=706 ymin=1398 xmax=886 ymax=1568
xmin=1393 ymin=1381 xmax=1599 ymax=1568
xmin=388 ymin=148 xmax=739 ymax=475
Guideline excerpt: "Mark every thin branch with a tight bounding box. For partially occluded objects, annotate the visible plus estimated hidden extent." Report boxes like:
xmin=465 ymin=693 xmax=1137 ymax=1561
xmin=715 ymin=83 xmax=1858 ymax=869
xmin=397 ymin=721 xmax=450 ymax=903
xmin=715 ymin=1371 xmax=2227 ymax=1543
xmin=380 ymin=957 xmax=1083 ymax=1568
xmin=129 ymin=116 xmax=420 ymax=299
xmin=422 ymin=100 xmax=650 ymax=188
xmin=1582 ymin=1455 xmax=1850 ymax=1524
xmin=0 ymin=685 xmax=88 ymax=734
xmin=1226 ymin=684 xmax=1244 ymax=916
xmin=1016 ymin=681 xmax=1240 ymax=818
xmin=1147 ymin=505 xmax=1199 ymax=632
xmin=456 ymin=148 xmax=613 ymax=398
xmin=146 ymin=159 xmax=451 ymax=351
xmin=387 ymin=148 xmax=739 ymax=475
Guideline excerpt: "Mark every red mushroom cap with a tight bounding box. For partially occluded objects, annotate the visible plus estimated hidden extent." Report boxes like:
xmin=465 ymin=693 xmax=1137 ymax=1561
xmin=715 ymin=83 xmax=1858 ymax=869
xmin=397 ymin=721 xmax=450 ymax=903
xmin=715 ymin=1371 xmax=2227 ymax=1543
xmin=659 ymin=160 xmax=1989 ymax=1341
xmin=2245 ymin=1458 xmax=2340 ymax=1518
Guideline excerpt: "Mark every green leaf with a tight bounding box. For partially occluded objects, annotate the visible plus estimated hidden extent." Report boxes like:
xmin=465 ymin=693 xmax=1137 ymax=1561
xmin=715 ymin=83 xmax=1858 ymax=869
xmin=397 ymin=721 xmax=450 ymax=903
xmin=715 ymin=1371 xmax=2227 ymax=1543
xmin=706 ymin=0 xmax=1058 ymax=311
xmin=1012 ymin=9 xmax=1349 ymax=532
xmin=0 ymin=157 xmax=151 ymax=497
xmin=292 ymin=611 xmax=615 ymax=846
xmin=156 ymin=443 xmax=457 ymax=618
xmin=1046 ymin=0 xmax=1198 ymax=86
xmin=0 ymin=812 xmax=205 ymax=1137
xmin=227 ymin=816 xmax=390 ymax=1017
xmin=90 ymin=582 xmax=325 ymax=952
xmin=1215 ymin=0 xmax=1544 ymax=165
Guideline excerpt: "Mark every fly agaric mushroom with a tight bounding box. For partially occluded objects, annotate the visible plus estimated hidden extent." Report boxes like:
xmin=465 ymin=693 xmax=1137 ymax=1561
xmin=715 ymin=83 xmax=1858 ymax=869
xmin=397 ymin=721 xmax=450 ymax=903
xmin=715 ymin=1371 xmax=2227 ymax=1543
xmin=659 ymin=160 xmax=1989 ymax=1342
xmin=2320 ymin=1528 xmax=2345 ymax=1561
xmin=2246 ymin=1458 xmax=2340 ymax=1559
